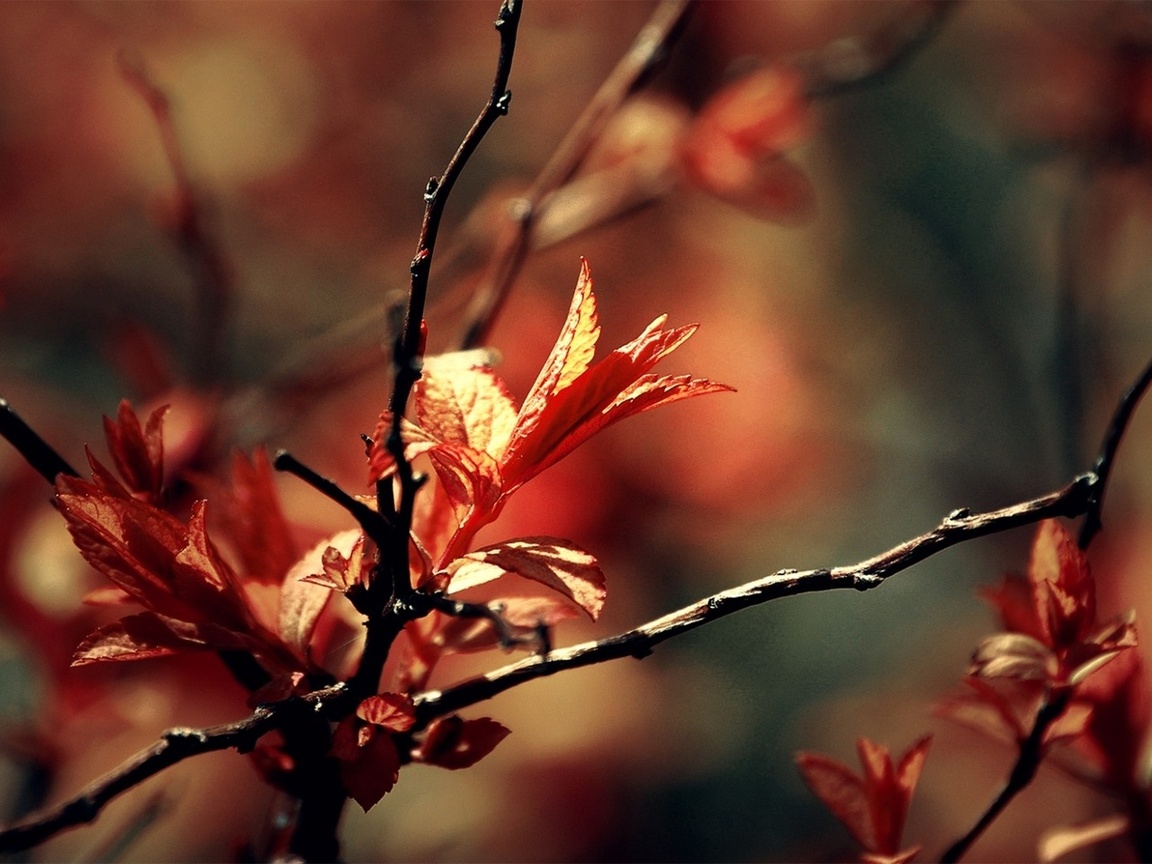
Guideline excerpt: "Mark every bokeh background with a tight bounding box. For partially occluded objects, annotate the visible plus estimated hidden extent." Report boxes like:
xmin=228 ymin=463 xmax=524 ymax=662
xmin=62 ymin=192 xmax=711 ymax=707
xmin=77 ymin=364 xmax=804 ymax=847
xmin=1 ymin=1 xmax=1152 ymax=861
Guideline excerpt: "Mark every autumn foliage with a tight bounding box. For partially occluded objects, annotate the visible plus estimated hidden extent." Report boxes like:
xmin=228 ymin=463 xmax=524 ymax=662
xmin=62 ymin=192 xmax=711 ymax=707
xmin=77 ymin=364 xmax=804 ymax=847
xmin=2 ymin=2 xmax=1152 ymax=863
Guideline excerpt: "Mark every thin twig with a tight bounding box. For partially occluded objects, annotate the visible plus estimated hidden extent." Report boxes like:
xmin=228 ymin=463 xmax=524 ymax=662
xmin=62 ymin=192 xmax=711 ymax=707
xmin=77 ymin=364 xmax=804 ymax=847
xmin=0 ymin=684 xmax=352 ymax=855
xmin=353 ymin=0 xmax=524 ymax=704
xmin=272 ymin=450 xmax=394 ymax=549
xmin=0 ymin=399 xmax=79 ymax=482
xmin=939 ymin=689 xmax=1072 ymax=863
xmin=0 ymin=711 xmax=276 ymax=853
xmin=459 ymin=0 xmax=693 ymax=349
xmin=1079 ymin=355 xmax=1152 ymax=548
xmin=412 ymin=475 xmax=1096 ymax=724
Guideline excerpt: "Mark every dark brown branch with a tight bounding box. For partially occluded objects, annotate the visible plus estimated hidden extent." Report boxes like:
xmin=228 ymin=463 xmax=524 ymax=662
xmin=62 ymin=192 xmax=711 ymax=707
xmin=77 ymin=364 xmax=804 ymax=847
xmin=413 ymin=474 xmax=1097 ymax=724
xmin=1079 ymin=354 xmax=1152 ymax=548
xmin=0 ymin=399 xmax=79 ymax=482
xmin=354 ymin=0 xmax=524 ymax=707
xmin=0 ymin=709 xmax=277 ymax=853
xmin=940 ymin=689 xmax=1072 ymax=863
xmin=272 ymin=450 xmax=394 ymax=550
xmin=0 ymin=684 xmax=353 ymax=855
xmin=459 ymin=0 xmax=693 ymax=349
xmin=118 ymin=50 xmax=232 ymax=385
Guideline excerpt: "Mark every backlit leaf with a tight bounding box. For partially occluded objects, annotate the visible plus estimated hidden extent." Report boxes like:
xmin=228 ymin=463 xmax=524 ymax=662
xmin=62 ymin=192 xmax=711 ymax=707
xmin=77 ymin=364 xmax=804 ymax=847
xmin=356 ymin=693 xmax=416 ymax=733
xmin=442 ymin=536 xmax=606 ymax=620
xmin=332 ymin=718 xmax=401 ymax=811
xmin=416 ymin=357 xmax=518 ymax=458
xmin=415 ymin=715 xmax=510 ymax=770
xmin=102 ymin=400 xmax=167 ymax=501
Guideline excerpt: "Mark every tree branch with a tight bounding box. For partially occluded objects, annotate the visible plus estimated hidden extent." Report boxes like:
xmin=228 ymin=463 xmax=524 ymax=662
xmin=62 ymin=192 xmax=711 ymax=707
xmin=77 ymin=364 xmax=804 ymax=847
xmin=356 ymin=0 xmax=524 ymax=703
xmin=1079 ymin=355 xmax=1152 ymax=548
xmin=0 ymin=685 xmax=352 ymax=855
xmin=412 ymin=474 xmax=1096 ymax=724
xmin=0 ymin=711 xmax=276 ymax=854
xmin=0 ymin=399 xmax=78 ymax=482
xmin=939 ymin=689 xmax=1072 ymax=863
xmin=459 ymin=0 xmax=693 ymax=349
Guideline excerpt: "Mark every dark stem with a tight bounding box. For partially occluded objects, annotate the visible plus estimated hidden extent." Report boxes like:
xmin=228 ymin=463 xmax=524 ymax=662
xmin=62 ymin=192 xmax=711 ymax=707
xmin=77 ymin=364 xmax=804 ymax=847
xmin=356 ymin=0 xmax=524 ymax=702
xmin=0 ymin=684 xmax=353 ymax=855
xmin=273 ymin=450 xmax=394 ymax=549
xmin=0 ymin=400 xmax=79 ymax=482
xmin=413 ymin=475 xmax=1096 ymax=725
xmin=0 ymin=708 xmax=278 ymax=853
xmin=424 ymin=592 xmax=550 ymax=651
xmin=939 ymin=689 xmax=1072 ymax=863
xmin=1078 ymin=354 xmax=1152 ymax=548
xmin=460 ymin=0 xmax=692 ymax=350
xmin=390 ymin=0 xmax=522 ymax=419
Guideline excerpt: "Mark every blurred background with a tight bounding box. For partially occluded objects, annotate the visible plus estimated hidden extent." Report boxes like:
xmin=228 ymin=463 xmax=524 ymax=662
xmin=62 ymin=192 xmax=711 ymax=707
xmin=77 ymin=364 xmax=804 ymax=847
xmin=1 ymin=1 xmax=1151 ymax=861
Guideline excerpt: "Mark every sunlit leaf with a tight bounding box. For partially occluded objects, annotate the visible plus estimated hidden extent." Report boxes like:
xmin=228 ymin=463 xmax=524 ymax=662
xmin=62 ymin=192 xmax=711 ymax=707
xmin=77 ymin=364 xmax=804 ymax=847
xmin=442 ymin=536 xmax=606 ymax=620
xmin=415 ymin=715 xmax=510 ymax=770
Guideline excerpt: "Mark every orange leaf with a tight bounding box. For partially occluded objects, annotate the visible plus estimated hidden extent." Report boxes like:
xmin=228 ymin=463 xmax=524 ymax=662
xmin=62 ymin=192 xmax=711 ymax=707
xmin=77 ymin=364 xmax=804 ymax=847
xmin=415 ymin=355 xmax=519 ymax=458
xmin=102 ymin=400 xmax=167 ymax=501
xmin=797 ymin=736 xmax=930 ymax=858
xmin=796 ymin=750 xmax=874 ymax=850
xmin=414 ymin=715 xmax=510 ymax=770
xmin=356 ymin=693 xmax=416 ymax=733
xmin=1030 ymin=520 xmax=1094 ymax=647
xmin=441 ymin=536 xmax=606 ymax=620
xmin=514 ymin=258 xmax=601 ymax=438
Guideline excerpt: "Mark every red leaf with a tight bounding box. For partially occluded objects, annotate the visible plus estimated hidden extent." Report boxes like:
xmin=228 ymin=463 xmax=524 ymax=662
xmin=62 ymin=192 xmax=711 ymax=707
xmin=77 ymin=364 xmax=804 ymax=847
xmin=980 ymin=574 xmax=1045 ymax=642
xmin=698 ymin=66 xmax=809 ymax=155
xmin=500 ymin=286 xmax=733 ymax=489
xmin=332 ymin=718 xmax=401 ymax=811
xmin=71 ymin=611 xmax=262 ymax=665
xmin=513 ymin=259 xmax=601 ymax=443
xmin=414 ymin=716 xmax=510 ymax=770
xmin=680 ymin=66 xmax=815 ymax=223
xmin=299 ymin=530 xmax=372 ymax=594
xmin=102 ymin=400 xmax=167 ymax=501
xmin=426 ymin=443 xmax=503 ymax=525
xmin=222 ymin=449 xmax=299 ymax=584
xmin=356 ymin=693 xmax=416 ymax=733
xmin=278 ymin=561 xmax=332 ymax=659
xmin=796 ymin=751 xmax=874 ymax=850
xmin=441 ymin=536 xmax=606 ymax=620
xmin=415 ymin=355 xmax=519 ymax=458
xmin=57 ymin=478 xmax=295 ymax=669
xmin=366 ymin=261 xmax=732 ymax=548
xmin=1030 ymin=520 xmax=1094 ymax=647
xmin=56 ymin=476 xmax=196 ymax=619
xmin=797 ymin=736 xmax=930 ymax=858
